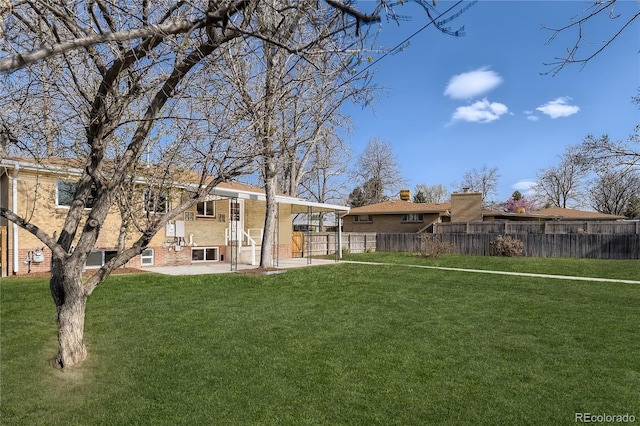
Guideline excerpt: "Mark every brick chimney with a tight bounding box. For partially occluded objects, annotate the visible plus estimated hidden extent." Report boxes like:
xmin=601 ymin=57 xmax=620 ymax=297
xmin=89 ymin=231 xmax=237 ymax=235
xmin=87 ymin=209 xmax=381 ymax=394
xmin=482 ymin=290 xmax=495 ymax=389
xmin=450 ymin=191 xmax=483 ymax=222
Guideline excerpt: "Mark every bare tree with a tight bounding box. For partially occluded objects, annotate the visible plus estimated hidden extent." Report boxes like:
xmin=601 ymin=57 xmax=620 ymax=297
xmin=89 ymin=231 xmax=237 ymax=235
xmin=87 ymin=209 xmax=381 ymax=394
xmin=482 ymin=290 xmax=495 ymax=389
xmin=578 ymin=130 xmax=640 ymax=171
xmin=299 ymin=132 xmax=351 ymax=228
xmin=299 ymin=131 xmax=351 ymax=204
xmin=535 ymin=147 xmax=588 ymax=208
xmin=353 ymin=137 xmax=405 ymax=203
xmin=460 ymin=164 xmax=500 ymax=203
xmin=220 ymin=2 xmax=373 ymax=267
xmin=0 ymin=0 xmax=397 ymax=369
xmin=0 ymin=0 xmax=475 ymax=368
xmin=543 ymin=0 xmax=640 ymax=75
xmin=413 ymin=183 xmax=449 ymax=203
xmin=589 ymin=169 xmax=640 ymax=216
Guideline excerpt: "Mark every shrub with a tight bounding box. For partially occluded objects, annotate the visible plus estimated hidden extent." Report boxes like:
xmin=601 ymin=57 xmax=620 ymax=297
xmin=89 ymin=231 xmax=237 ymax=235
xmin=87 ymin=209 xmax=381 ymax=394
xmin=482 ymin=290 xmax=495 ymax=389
xmin=418 ymin=234 xmax=453 ymax=259
xmin=491 ymin=235 xmax=524 ymax=257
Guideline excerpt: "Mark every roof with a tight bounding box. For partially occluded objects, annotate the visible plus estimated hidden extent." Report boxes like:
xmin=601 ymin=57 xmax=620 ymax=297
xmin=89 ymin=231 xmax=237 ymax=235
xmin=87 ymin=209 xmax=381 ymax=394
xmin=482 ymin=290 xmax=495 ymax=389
xmin=0 ymin=156 xmax=349 ymax=213
xmin=346 ymin=200 xmax=451 ymax=215
xmin=482 ymin=207 xmax=626 ymax=221
xmin=533 ymin=207 xmax=625 ymax=221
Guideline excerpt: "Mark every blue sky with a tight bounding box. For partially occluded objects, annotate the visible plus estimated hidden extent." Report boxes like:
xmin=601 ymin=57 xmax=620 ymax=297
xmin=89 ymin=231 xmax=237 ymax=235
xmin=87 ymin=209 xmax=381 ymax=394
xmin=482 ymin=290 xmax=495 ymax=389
xmin=342 ymin=0 xmax=639 ymax=203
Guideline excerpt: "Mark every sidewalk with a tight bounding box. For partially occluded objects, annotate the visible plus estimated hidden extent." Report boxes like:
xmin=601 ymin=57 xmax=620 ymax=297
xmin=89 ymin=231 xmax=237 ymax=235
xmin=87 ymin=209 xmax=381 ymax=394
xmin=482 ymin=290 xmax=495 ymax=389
xmin=145 ymin=257 xmax=339 ymax=276
xmin=341 ymin=260 xmax=640 ymax=285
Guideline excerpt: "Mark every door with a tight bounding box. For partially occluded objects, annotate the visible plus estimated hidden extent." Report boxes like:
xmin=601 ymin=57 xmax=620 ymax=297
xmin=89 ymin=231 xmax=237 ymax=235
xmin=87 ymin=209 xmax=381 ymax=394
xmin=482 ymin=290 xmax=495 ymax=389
xmin=292 ymin=231 xmax=304 ymax=258
xmin=229 ymin=199 xmax=244 ymax=241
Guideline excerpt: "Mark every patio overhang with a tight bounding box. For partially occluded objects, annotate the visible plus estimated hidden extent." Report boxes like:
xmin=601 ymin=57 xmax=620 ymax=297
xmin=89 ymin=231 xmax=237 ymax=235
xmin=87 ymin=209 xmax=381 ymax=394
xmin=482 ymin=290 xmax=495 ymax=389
xmin=210 ymin=186 xmax=350 ymax=214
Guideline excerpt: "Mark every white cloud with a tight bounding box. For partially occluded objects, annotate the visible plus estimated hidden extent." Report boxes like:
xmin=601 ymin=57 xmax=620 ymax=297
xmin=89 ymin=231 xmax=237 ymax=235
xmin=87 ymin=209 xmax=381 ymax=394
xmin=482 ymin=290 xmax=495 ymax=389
xmin=536 ymin=97 xmax=580 ymax=119
xmin=452 ymin=98 xmax=508 ymax=123
xmin=524 ymin=110 xmax=539 ymax=122
xmin=444 ymin=67 xmax=504 ymax=99
xmin=511 ymin=179 xmax=536 ymax=193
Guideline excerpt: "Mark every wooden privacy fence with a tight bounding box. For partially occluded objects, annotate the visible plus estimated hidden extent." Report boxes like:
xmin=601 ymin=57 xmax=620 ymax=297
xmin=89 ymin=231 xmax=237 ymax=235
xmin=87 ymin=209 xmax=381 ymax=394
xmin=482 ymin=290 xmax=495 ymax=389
xmin=376 ymin=232 xmax=640 ymax=259
xmin=434 ymin=221 xmax=640 ymax=235
xmin=299 ymin=232 xmax=377 ymax=256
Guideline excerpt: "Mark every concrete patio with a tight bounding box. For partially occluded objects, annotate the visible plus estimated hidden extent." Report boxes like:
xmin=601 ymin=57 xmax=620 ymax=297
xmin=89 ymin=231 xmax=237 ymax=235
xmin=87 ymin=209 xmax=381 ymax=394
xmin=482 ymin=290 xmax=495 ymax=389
xmin=144 ymin=257 xmax=340 ymax=276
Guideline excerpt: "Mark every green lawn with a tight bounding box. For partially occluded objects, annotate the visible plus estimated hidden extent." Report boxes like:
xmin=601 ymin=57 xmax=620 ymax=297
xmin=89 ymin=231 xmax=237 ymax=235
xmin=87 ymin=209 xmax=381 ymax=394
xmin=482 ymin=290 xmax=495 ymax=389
xmin=1 ymin=256 xmax=639 ymax=425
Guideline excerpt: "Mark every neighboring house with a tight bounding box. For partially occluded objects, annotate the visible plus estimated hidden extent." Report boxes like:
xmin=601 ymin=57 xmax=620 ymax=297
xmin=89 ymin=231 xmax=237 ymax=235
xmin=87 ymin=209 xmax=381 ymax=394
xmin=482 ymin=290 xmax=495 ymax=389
xmin=483 ymin=206 xmax=626 ymax=222
xmin=343 ymin=200 xmax=452 ymax=233
xmin=531 ymin=207 xmax=626 ymax=221
xmin=0 ymin=157 xmax=348 ymax=276
xmin=343 ymin=189 xmax=627 ymax=234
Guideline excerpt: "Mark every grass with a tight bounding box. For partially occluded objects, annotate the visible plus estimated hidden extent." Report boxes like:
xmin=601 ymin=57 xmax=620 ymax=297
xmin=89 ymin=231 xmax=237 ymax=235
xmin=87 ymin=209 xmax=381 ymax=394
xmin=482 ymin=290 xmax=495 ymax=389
xmin=342 ymin=251 xmax=640 ymax=281
xmin=1 ymin=256 xmax=639 ymax=425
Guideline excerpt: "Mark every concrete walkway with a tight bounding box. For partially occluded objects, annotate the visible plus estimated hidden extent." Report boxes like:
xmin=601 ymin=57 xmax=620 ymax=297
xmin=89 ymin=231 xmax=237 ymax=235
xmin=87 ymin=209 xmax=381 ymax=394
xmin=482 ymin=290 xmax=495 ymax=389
xmin=145 ymin=258 xmax=339 ymax=276
xmin=341 ymin=260 xmax=640 ymax=285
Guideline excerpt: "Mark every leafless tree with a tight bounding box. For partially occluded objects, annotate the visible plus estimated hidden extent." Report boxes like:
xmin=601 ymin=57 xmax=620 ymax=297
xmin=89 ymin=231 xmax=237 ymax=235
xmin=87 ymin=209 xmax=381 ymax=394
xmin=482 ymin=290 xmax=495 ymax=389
xmin=460 ymin=164 xmax=500 ymax=203
xmin=0 ymin=0 xmax=474 ymax=368
xmin=577 ymin=130 xmax=640 ymax=171
xmin=535 ymin=147 xmax=589 ymax=209
xmin=543 ymin=0 xmax=640 ymax=76
xmin=299 ymin=131 xmax=351 ymax=229
xmin=219 ymin=2 xmax=373 ymax=267
xmin=0 ymin=0 xmax=393 ymax=369
xmin=352 ymin=137 xmax=405 ymax=203
xmin=413 ymin=183 xmax=449 ymax=203
xmin=588 ymin=169 xmax=640 ymax=216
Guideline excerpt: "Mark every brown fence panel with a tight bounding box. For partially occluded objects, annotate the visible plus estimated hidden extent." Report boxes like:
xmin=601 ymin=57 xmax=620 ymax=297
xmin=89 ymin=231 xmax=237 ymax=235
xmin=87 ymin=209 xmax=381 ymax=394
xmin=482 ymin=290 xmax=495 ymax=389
xmin=376 ymin=232 xmax=640 ymax=259
xmin=342 ymin=233 xmax=376 ymax=253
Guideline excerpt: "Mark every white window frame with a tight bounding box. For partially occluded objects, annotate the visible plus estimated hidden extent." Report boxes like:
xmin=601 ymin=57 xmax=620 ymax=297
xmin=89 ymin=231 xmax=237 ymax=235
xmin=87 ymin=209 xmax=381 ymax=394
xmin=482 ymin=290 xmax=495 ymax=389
xmin=140 ymin=249 xmax=154 ymax=266
xmin=401 ymin=213 xmax=424 ymax=223
xmin=57 ymin=180 xmax=96 ymax=209
xmin=196 ymin=200 xmax=216 ymax=217
xmin=353 ymin=215 xmax=372 ymax=223
xmin=85 ymin=250 xmax=118 ymax=269
xmin=191 ymin=247 xmax=219 ymax=262
xmin=144 ymin=189 xmax=168 ymax=214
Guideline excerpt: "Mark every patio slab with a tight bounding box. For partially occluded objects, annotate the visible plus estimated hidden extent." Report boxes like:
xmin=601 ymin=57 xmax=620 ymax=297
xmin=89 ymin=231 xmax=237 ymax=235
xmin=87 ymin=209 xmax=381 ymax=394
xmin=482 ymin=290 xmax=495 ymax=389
xmin=144 ymin=258 xmax=339 ymax=276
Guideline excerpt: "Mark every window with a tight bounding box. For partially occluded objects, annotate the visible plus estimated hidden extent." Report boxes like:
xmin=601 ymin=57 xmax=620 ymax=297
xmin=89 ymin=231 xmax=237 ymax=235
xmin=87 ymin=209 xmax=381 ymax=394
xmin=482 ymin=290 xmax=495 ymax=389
xmin=85 ymin=250 xmax=117 ymax=268
xmin=191 ymin=247 xmax=218 ymax=262
xmin=196 ymin=200 xmax=215 ymax=217
xmin=401 ymin=214 xmax=424 ymax=223
xmin=57 ymin=180 xmax=96 ymax=208
xmin=184 ymin=211 xmax=195 ymax=221
xmin=230 ymin=201 xmax=240 ymax=221
xmin=144 ymin=189 xmax=168 ymax=214
xmin=353 ymin=215 xmax=372 ymax=223
xmin=140 ymin=249 xmax=154 ymax=266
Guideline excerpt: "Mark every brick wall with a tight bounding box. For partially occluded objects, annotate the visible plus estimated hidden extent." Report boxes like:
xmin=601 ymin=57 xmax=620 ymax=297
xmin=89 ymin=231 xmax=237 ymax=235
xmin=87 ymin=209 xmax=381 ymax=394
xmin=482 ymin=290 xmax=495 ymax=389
xmin=343 ymin=213 xmax=441 ymax=233
xmin=450 ymin=191 xmax=483 ymax=223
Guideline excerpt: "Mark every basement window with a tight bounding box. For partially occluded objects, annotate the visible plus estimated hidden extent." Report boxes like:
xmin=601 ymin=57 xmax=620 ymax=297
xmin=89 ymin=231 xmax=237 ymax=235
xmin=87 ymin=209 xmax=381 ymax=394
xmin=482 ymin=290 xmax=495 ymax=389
xmin=191 ymin=247 xmax=218 ymax=262
xmin=140 ymin=249 xmax=154 ymax=266
xmin=85 ymin=250 xmax=118 ymax=268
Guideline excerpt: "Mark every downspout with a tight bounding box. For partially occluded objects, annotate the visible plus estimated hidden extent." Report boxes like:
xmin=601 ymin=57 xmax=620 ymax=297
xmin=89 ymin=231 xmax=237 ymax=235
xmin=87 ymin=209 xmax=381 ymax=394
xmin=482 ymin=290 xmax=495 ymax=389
xmin=12 ymin=164 xmax=19 ymax=274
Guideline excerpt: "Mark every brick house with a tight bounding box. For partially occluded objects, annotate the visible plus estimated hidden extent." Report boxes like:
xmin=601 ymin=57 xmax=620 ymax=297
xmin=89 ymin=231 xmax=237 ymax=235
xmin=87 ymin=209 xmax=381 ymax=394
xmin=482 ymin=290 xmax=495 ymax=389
xmin=0 ymin=157 xmax=348 ymax=276
xmin=344 ymin=189 xmax=626 ymax=235
xmin=343 ymin=200 xmax=452 ymax=233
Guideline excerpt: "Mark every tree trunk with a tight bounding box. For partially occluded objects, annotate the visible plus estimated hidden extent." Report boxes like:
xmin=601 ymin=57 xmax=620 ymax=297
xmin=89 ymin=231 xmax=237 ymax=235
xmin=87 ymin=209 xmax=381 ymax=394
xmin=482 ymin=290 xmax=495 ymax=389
xmin=50 ymin=262 xmax=88 ymax=369
xmin=260 ymin=164 xmax=277 ymax=268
